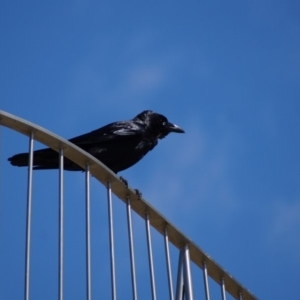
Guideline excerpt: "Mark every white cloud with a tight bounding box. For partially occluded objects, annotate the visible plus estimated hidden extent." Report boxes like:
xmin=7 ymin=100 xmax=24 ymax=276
xmin=57 ymin=35 xmax=184 ymax=129
xmin=126 ymin=64 xmax=165 ymax=94
xmin=268 ymin=199 xmax=300 ymax=261
xmin=139 ymin=116 xmax=241 ymax=227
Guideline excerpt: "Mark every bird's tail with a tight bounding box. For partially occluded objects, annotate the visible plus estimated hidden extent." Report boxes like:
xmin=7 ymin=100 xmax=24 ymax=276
xmin=8 ymin=148 xmax=59 ymax=170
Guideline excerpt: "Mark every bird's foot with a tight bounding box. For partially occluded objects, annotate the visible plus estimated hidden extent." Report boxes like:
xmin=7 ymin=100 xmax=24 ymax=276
xmin=120 ymin=176 xmax=141 ymax=199
xmin=120 ymin=176 xmax=128 ymax=188
xmin=135 ymin=189 xmax=142 ymax=200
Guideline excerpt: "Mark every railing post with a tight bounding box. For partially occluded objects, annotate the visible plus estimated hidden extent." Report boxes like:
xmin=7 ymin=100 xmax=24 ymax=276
xmin=85 ymin=164 xmax=92 ymax=300
xmin=107 ymin=181 xmax=116 ymax=300
xmin=164 ymin=228 xmax=174 ymax=300
xmin=183 ymin=245 xmax=194 ymax=300
xmin=221 ymin=277 xmax=226 ymax=300
xmin=145 ymin=212 xmax=157 ymax=300
xmin=58 ymin=148 xmax=64 ymax=300
xmin=175 ymin=247 xmax=184 ymax=300
xmin=24 ymin=131 xmax=34 ymax=300
xmin=203 ymin=261 xmax=210 ymax=300
xmin=175 ymin=245 xmax=194 ymax=300
xmin=126 ymin=197 xmax=138 ymax=300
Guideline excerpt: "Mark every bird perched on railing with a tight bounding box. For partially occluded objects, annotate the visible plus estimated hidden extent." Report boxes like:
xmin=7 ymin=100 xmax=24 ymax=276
xmin=8 ymin=110 xmax=184 ymax=173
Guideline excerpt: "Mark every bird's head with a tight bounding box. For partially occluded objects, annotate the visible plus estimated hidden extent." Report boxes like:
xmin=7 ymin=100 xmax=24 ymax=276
xmin=135 ymin=110 xmax=184 ymax=139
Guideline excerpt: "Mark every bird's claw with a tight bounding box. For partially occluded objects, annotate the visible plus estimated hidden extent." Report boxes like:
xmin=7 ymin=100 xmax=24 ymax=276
xmin=135 ymin=189 xmax=142 ymax=200
xmin=120 ymin=176 xmax=128 ymax=188
xmin=120 ymin=176 xmax=141 ymax=199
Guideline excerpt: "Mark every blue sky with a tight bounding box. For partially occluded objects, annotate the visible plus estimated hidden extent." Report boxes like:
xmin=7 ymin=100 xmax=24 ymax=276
xmin=1 ymin=1 xmax=300 ymax=299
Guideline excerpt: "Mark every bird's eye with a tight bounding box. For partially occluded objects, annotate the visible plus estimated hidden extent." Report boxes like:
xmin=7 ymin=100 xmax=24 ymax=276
xmin=162 ymin=121 xmax=166 ymax=126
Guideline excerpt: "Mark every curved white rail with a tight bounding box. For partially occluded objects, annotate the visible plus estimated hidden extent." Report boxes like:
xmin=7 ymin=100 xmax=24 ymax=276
xmin=0 ymin=110 xmax=257 ymax=300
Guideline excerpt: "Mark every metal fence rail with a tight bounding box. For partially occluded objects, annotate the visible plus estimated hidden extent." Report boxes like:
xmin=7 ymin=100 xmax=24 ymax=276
xmin=0 ymin=110 xmax=257 ymax=300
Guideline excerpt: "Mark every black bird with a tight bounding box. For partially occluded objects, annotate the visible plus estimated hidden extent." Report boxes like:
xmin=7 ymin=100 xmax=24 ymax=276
xmin=8 ymin=110 xmax=184 ymax=173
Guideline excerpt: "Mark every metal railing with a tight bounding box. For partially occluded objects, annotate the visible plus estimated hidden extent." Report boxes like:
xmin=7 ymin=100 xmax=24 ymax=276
xmin=0 ymin=110 xmax=257 ymax=300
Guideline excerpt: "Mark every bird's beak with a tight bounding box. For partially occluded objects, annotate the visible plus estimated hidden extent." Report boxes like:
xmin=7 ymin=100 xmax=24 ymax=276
xmin=167 ymin=122 xmax=185 ymax=133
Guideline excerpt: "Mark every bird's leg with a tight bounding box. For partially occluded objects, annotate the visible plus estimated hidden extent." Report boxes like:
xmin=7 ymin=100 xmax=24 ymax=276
xmin=119 ymin=176 xmax=128 ymax=188
xmin=120 ymin=176 xmax=142 ymax=199
xmin=134 ymin=189 xmax=142 ymax=200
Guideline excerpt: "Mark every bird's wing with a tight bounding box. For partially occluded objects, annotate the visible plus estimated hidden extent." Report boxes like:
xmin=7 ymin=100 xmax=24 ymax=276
xmin=68 ymin=120 xmax=145 ymax=145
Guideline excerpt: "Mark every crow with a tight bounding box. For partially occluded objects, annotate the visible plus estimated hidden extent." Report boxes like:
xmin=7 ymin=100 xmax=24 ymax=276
xmin=8 ymin=110 xmax=184 ymax=173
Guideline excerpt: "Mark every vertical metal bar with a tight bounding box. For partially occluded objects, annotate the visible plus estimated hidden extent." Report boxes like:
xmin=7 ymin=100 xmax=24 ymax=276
xmin=238 ymin=292 xmax=243 ymax=300
xmin=58 ymin=148 xmax=64 ymax=300
xmin=126 ymin=197 xmax=138 ymax=300
xmin=221 ymin=277 xmax=226 ymax=300
xmin=164 ymin=228 xmax=174 ymax=300
xmin=25 ymin=132 xmax=34 ymax=300
xmin=175 ymin=248 xmax=184 ymax=300
xmin=107 ymin=181 xmax=116 ymax=300
xmin=203 ymin=261 xmax=210 ymax=300
xmin=145 ymin=212 xmax=157 ymax=300
xmin=183 ymin=245 xmax=194 ymax=300
xmin=85 ymin=164 xmax=92 ymax=300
